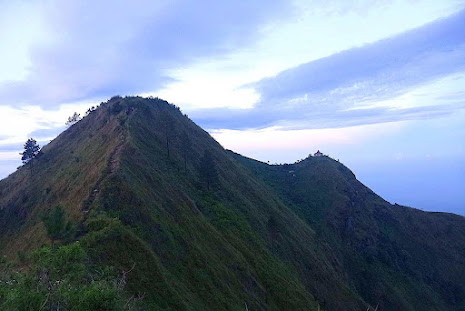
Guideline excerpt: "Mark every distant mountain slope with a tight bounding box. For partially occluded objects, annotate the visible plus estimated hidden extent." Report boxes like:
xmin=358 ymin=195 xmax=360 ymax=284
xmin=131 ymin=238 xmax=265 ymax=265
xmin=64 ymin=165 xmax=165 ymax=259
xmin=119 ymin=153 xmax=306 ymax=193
xmin=231 ymin=151 xmax=465 ymax=310
xmin=1 ymin=96 xmax=464 ymax=310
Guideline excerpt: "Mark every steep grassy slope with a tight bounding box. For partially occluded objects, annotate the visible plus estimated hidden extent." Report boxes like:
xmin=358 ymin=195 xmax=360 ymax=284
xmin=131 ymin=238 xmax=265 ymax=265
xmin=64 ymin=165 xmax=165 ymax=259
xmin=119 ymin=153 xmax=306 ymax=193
xmin=86 ymin=97 xmax=365 ymax=310
xmin=0 ymin=97 xmax=341 ymax=310
xmin=231 ymin=152 xmax=465 ymax=310
xmin=1 ymin=96 xmax=464 ymax=310
xmin=0 ymin=100 xmax=124 ymax=254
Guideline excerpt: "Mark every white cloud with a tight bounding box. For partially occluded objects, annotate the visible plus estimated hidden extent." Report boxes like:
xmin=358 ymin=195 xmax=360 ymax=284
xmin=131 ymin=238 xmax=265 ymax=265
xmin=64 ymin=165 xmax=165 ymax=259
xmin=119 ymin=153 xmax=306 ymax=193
xmin=0 ymin=101 xmax=97 ymax=147
xmin=146 ymin=77 xmax=260 ymax=110
xmin=0 ymin=151 xmax=21 ymax=161
xmin=0 ymin=1 xmax=47 ymax=83
xmin=191 ymin=10 xmax=465 ymax=130
xmin=212 ymin=121 xmax=406 ymax=163
xmin=0 ymin=0 xmax=292 ymax=107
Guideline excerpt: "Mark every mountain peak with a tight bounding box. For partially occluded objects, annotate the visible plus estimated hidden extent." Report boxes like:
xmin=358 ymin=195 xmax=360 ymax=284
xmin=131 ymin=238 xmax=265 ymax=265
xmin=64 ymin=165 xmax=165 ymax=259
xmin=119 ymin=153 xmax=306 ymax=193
xmin=1 ymin=96 xmax=465 ymax=310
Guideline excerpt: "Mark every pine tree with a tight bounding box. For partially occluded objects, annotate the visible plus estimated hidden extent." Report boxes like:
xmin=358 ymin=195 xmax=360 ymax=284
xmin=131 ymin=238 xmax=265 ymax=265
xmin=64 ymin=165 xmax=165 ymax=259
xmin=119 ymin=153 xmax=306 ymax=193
xmin=20 ymin=138 xmax=41 ymax=165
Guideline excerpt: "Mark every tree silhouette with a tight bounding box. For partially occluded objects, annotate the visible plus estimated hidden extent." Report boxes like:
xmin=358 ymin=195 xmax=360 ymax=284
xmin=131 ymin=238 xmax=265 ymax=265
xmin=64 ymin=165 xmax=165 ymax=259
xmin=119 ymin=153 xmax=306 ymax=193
xmin=199 ymin=150 xmax=219 ymax=190
xmin=162 ymin=116 xmax=176 ymax=159
xmin=20 ymin=138 xmax=41 ymax=165
xmin=180 ymin=131 xmax=192 ymax=172
xmin=66 ymin=112 xmax=81 ymax=126
xmin=85 ymin=106 xmax=97 ymax=116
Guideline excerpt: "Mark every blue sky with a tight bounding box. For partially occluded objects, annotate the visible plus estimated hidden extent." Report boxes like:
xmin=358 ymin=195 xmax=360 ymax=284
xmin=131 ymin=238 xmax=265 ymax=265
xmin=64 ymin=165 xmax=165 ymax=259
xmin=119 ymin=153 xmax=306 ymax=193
xmin=0 ymin=0 xmax=464 ymax=214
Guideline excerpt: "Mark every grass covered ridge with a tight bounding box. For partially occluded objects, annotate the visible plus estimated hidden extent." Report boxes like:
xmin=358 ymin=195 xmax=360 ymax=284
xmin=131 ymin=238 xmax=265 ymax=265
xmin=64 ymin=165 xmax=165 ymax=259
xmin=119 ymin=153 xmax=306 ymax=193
xmin=1 ymin=96 xmax=464 ymax=310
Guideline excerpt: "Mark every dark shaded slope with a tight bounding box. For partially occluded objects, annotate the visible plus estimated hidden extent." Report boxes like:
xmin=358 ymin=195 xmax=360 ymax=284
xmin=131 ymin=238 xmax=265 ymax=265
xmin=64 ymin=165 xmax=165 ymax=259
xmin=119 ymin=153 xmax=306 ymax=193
xmin=0 ymin=97 xmax=364 ymax=310
xmin=87 ymin=97 xmax=366 ymax=310
xmin=231 ymin=151 xmax=465 ymax=310
xmin=3 ymin=96 xmax=463 ymax=310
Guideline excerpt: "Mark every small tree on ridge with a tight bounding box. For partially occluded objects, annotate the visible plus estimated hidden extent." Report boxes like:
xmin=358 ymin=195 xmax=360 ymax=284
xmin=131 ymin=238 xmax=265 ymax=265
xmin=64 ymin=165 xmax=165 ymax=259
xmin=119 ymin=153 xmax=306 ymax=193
xmin=66 ymin=112 xmax=81 ymax=126
xmin=20 ymin=138 xmax=41 ymax=165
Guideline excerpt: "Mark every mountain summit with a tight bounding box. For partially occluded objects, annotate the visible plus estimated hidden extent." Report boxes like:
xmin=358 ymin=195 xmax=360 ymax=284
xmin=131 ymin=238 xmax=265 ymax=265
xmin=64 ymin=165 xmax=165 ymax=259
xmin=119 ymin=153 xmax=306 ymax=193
xmin=1 ymin=96 xmax=464 ymax=310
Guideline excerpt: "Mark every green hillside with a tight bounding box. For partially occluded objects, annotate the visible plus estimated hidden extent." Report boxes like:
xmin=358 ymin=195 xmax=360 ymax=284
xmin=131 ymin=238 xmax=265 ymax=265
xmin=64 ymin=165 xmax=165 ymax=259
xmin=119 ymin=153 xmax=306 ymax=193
xmin=1 ymin=96 xmax=464 ymax=310
xmin=231 ymin=150 xmax=465 ymax=310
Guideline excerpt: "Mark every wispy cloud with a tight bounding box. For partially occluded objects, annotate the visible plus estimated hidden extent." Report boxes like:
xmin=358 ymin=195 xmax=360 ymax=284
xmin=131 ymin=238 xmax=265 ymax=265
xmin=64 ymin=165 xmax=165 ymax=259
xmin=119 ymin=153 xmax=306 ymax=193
xmin=191 ymin=9 xmax=465 ymax=130
xmin=0 ymin=0 xmax=292 ymax=107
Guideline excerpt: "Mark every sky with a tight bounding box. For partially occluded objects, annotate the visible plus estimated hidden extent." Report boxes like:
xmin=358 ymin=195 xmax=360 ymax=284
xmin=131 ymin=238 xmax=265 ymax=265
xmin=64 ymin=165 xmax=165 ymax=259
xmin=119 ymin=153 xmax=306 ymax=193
xmin=0 ymin=0 xmax=464 ymax=215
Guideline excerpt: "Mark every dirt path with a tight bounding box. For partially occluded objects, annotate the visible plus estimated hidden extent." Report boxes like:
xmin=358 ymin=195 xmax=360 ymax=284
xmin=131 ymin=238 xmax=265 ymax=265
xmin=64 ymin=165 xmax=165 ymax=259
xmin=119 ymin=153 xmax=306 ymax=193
xmin=81 ymin=139 xmax=126 ymax=213
xmin=109 ymin=138 xmax=125 ymax=173
xmin=81 ymin=110 xmax=134 ymax=214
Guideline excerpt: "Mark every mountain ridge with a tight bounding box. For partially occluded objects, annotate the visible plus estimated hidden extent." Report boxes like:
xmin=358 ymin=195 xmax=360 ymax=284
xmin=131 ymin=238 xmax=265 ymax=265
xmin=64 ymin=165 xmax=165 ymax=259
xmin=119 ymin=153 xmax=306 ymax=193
xmin=1 ymin=96 xmax=464 ymax=310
